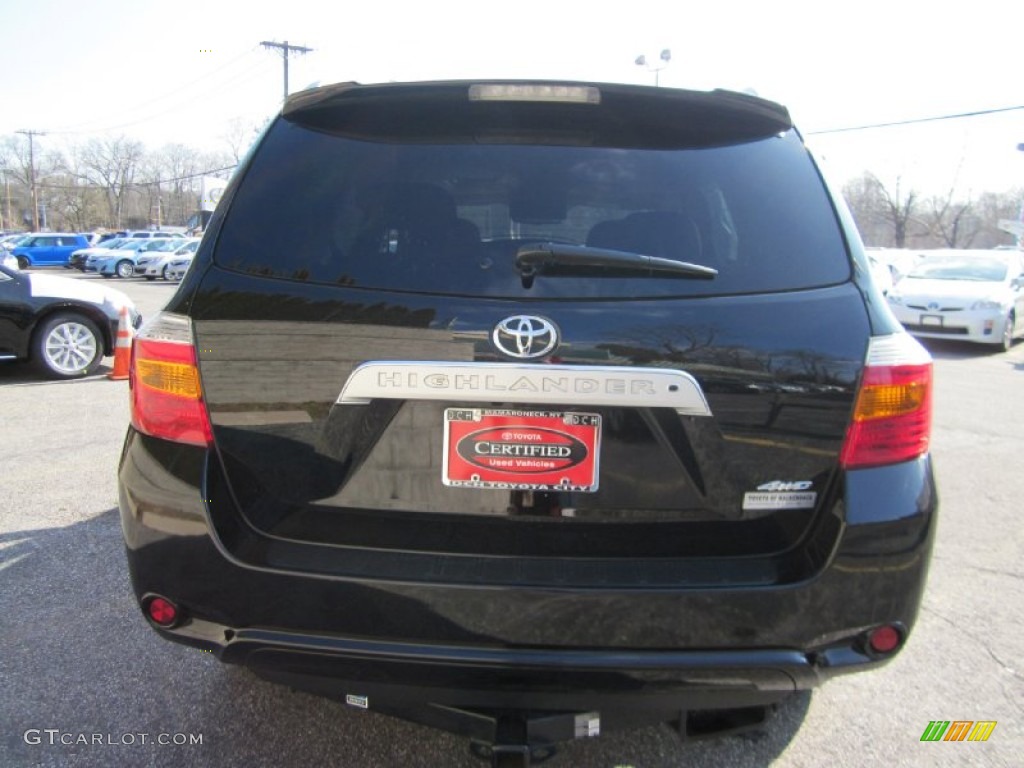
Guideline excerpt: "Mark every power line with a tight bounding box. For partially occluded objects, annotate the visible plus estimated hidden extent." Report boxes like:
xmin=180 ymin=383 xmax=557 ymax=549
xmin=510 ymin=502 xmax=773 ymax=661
xmin=807 ymin=105 xmax=1024 ymax=135
xmin=47 ymin=47 xmax=263 ymax=135
xmin=46 ymin=58 xmax=277 ymax=139
xmin=50 ymin=60 xmax=277 ymax=138
xmin=35 ymin=164 xmax=238 ymax=191
xmin=131 ymin=163 xmax=237 ymax=185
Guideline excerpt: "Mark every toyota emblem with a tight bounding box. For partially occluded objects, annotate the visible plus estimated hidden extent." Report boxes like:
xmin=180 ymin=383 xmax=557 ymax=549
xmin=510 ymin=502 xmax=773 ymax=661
xmin=492 ymin=315 xmax=559 ymax=359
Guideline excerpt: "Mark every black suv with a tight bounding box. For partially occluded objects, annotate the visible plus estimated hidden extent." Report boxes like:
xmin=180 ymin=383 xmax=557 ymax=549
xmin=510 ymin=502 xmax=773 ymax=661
xmin=119 ymin=80 xmax=936 ymax=761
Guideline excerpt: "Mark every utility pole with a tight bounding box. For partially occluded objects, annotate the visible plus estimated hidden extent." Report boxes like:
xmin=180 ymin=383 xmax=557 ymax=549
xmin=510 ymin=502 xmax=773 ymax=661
xmin=16 ymin=129 xmax=46 ymax=231
xmin=3 ymin=171 xmax=11 ymax=232
xmin=259 ymin=40 xmax=313 ymax=102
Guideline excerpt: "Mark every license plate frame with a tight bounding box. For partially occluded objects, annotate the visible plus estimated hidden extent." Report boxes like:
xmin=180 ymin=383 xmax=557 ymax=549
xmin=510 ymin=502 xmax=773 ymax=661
xmin=443 ymin=408 xmax=601 ymax=492
xmin=920 ymin=314 xmax=943 ymax=327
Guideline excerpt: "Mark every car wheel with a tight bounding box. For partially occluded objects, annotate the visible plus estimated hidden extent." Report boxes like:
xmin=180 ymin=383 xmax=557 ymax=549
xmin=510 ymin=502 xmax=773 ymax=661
xmin=162 ymin=265 xmax=170 ymax=280
xmin=17 ymin=256 xmax=29 ymax=270
xmin=32 ymin=312 xmax=103 ymax=379
xmin=1001 ymin=312 xmax=1016 ymax=352
xmin=116 ymin=259 xmax=133 ymax=278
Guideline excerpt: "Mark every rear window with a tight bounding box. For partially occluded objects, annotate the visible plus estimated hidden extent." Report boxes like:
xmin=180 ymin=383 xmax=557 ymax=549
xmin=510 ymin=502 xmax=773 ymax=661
xmin=214 ymin=119 xmax=850 ymax=299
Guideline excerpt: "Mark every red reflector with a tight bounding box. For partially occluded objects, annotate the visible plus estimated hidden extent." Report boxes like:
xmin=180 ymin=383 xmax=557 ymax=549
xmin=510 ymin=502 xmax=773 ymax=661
xmin=147 ymin=597 xmax=178 ymax=627
xmin=868 ymin=625 xmax=901 ymax=654
xmin=840 ymin=335 xmax=932 ymax=470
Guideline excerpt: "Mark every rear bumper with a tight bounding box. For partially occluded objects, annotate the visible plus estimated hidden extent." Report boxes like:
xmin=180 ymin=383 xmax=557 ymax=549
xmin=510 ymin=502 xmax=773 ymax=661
xmin=161 ymin=620 xmax=819 ymax=734
xmin=119 ymin=429 xmax=937 ymax=721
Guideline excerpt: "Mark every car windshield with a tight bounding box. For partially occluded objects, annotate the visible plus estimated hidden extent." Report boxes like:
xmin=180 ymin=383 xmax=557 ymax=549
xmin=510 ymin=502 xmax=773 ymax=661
xmin=907 ymin=256 xmax=1008 ymax=282
xmin=116 ymin=240 xmax=151 ymax=251
xmin=145 ymin=239 xmax=184 ymax=252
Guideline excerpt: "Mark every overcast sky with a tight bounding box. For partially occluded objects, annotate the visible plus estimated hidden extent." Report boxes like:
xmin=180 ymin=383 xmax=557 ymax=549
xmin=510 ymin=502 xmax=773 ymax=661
xmin=1 ymin=0 xmax=1021 ymax=196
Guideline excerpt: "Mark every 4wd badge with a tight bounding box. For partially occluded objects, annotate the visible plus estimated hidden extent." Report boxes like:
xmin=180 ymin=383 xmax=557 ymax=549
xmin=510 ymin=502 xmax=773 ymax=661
xmin=743 ymin=480 xmax=817 ymax=511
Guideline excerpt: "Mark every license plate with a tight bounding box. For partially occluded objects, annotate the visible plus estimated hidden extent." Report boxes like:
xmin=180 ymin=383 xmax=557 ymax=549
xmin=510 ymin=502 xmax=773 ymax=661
xmin=443 ymin=409 xmax=601 ymax=492
xmin=920 ymin=314 xmax=943 ymax=327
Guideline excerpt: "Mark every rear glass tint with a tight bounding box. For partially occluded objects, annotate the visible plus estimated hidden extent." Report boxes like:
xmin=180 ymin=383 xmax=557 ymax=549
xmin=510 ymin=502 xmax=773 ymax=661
xmin=215 ymin=120 xmax=849 ymax=298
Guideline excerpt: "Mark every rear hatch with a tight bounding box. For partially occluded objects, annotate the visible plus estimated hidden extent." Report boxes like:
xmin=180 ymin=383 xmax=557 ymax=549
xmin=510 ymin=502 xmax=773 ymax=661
xmin=186 ymin=82 xmax=866 ymax=585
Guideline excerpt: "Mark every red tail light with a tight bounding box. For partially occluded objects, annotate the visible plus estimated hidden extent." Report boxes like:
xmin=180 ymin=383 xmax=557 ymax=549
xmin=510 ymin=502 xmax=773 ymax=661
xmin=129 ymin=313 xmax=213 ymax=447
xmin=840 ymin=334 xmax=932 ymax=469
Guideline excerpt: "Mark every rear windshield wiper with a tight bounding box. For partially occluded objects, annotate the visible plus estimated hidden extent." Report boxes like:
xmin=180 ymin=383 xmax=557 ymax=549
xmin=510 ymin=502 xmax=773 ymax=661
xmin=515 ymin=242 xmax=717 ymax=289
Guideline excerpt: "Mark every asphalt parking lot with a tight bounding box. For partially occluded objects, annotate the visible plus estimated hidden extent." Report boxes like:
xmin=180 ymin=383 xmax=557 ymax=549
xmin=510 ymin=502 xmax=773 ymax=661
xmin=1 ymin=271 xmax=1022 ymax=767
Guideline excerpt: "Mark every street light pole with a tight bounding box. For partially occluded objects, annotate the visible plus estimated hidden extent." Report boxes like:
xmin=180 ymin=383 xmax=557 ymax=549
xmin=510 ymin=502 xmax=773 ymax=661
xmin=635 ymin=49 xmax=672 ymax=86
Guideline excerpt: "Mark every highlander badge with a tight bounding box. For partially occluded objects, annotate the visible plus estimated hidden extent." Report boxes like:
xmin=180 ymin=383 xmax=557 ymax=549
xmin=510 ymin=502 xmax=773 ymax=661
xmin=493 ymin=315 xmax=559 ymax=359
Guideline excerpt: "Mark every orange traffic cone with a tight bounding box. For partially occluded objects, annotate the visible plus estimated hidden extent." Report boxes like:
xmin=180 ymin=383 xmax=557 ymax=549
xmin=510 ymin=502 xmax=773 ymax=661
xmin=108 ymin=305 xmax=133 ymax=381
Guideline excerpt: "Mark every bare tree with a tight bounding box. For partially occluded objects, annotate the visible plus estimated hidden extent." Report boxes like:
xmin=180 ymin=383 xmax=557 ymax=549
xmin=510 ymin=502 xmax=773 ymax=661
xmin=221 ymin=117 xmax=266 ymax=164
xmin=1 ymin=135 xmax=67 ymax=230
xmin=0 ymin=136 xmax=30 ymax=228
xmin=842 ymin=172 xmax=889 ymax=245
xmin=47 ymin=171 xmax=105 ymax=231
xmin=872 ymin=173 xmax=919 ymax=248
xmin=920 ymin=158 xmax=980 ymax=248
xmin=977 ymin=188 xmax=1024 ymax=248
xmin=926 ymin=194 xmax=978 ymax=247
xmin=843 ymin=172 xmax=924 ymax=248
xmin=75 ymin=136 xmax=146 ymax=228
xmin=135 ymin=152 xmax=167 ymax=229
xmin=156 ymin=143 xmax=204 ymax=226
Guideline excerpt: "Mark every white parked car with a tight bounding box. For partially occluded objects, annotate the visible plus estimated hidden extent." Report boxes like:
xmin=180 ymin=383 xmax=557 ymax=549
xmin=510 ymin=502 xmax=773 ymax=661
xmin=165 ymin=244 xmax=200 ymax=281
xmin=866 ymin=253 xmax=894 ymax=295
xmin=135 ymin=238 xmax=197 ymax=280
xmin=886 ymin=249 xmax=1024 ymax=351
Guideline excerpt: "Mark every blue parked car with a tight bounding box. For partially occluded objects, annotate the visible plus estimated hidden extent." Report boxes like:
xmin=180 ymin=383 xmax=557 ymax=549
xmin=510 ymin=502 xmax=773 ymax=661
xmin=11 ymin=234 xmax=92 ymax=268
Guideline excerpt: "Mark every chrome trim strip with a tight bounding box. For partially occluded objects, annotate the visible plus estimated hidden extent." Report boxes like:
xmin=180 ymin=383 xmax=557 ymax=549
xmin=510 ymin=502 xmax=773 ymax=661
xmin=337 ymin=362 xmax=712 ymax=416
